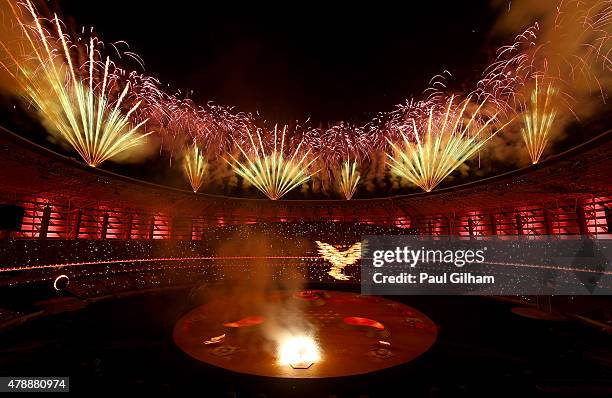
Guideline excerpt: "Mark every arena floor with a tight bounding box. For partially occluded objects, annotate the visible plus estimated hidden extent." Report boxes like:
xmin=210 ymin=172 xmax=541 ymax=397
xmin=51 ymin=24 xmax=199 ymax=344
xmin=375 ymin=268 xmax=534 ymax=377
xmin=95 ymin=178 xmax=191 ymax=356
xmin=0 ymin=285 xmax=610 ymax=396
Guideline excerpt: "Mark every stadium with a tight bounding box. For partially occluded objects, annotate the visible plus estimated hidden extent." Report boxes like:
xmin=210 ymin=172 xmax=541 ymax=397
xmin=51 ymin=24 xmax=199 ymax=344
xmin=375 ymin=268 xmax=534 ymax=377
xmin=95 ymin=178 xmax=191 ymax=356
xmin=0 ymin=0 xmax=611 ymax=396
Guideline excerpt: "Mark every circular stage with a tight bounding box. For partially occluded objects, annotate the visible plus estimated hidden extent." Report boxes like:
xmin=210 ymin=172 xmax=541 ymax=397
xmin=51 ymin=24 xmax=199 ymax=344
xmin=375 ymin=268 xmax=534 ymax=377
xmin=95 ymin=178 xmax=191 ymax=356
xmin=173 ymin=290 xmax=437 ymax=378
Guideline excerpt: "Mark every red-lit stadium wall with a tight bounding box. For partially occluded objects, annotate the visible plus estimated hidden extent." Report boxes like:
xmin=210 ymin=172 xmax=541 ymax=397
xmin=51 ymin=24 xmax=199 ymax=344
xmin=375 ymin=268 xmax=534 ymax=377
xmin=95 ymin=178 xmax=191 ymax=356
xmin=9 ymin=195 xmax=612 ymax=240
xmin=1 ymin=128 xmax=611 ymax=240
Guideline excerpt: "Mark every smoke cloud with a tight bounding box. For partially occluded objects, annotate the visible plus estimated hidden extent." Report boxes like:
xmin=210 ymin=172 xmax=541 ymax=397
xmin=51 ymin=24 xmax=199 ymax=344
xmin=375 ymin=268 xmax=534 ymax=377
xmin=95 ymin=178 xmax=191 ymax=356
xmin=484 ymin=0 xmax=611 ymax=165
xmin=189 ymin=231 xmax=315 ymax=359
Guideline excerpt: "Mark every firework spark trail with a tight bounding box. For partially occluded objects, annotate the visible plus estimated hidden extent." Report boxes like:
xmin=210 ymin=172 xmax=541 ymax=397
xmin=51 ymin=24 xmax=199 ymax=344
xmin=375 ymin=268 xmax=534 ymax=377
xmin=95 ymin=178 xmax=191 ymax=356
xmin=0 ymin=0 xmax=152 ymax=167
xmin=226 ymin=125 xmax=318 ymax=200
xmin=384 ymin=97 xmax=443 ymax=147
xmin=317 ymin=122 xmax=372 ymax=165
xmin=522 ymin=78 xmax=558 ymax=164
xmin=473 ymin=24 xmax=541 ymax=114
xmin=183 ymin=142 xmax=207 ymax=192
xmin=338 ymin=159 xmax=360 ymax=200
xmin=138 ymin=85 xmax=254 ymax=162
xmin=386 ymin=96 xmax=512 ymax=192
xmin=475 ymin=0 xmax=611 ymax=117
xmin=551 ymin=0 xmax=611 ymax=102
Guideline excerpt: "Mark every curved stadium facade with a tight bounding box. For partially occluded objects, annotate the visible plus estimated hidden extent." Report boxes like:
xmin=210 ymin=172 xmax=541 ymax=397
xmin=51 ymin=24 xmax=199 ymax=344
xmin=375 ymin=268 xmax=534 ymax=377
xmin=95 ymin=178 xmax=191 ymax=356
xmin=1 ymin=127 xmax=610 ymax=240
xmin=1 ymin=127 xmax=610 ymax=301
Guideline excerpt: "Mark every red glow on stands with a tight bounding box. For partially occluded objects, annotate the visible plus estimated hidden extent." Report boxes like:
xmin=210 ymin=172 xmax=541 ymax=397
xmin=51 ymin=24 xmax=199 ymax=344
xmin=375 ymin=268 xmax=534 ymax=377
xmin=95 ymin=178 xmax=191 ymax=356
xmin=152 ymin=214 xmax=170 ymax=240
xmin=78 ymin=208 xmax=100 ymax=239
xmin=585 ymin=196 xmax=610 ymax=236
xmin=171 ymin=217 xmax=192 ymax=241
xmin=191 ymin=218 xmax=206 ymax=241
xmin=515 ymin=207 xmax=546 ymax=236
xmin=13 ymin=197 xmax=71 ymax=239
xmin=394 ymin=217 xmax=411 ymax=229
xmin=457 ymin=212 xmax=488 ymax=237
xmin=414 ymin=215 xmax=450 ymax=235
xmin=130 ymin=214 xmax=151 ymax=240
xmin=4 ymin=195 xmax=611 ymax=240
xmin=103 ymin=209 xmax=130 ymax=239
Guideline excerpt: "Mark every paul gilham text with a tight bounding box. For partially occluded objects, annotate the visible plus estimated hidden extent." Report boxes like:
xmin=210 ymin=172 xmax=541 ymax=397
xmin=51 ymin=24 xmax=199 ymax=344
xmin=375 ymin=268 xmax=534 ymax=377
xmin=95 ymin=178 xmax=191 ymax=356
xmin=373 ymin=272 xmax=495 ymax=285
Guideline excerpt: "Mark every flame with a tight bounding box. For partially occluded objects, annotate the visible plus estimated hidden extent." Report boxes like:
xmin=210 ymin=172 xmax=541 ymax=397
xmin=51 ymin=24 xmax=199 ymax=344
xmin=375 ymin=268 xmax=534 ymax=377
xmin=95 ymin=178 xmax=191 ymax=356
xmin=277 ymin=335 xmax=321 ymax=368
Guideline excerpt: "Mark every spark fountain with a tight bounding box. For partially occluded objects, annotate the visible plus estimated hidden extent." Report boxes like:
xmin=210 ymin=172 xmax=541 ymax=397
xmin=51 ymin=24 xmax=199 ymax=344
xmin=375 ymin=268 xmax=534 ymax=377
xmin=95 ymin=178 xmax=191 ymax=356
xmin=183 ymin=142 xmax=207 ymax=192
xmin=226 ymin=126 xmax=318 ymax=200
xmin=522 ymin=78 xmax=558 ymax=164
xmin=338 ymin=159 xmax=360 ymax=200
xmin=0 ymin=0 xmax=151 ymax=167
xmin=386 ymin=96 xmax=511 ymax=192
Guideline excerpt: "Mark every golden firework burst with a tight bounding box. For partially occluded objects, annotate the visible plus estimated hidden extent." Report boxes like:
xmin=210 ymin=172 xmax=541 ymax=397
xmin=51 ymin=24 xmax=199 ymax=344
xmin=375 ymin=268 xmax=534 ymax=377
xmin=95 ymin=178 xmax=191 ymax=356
xmin=226 ymin=126 xmax=317 ymax=200
xmin=386 ymin=96 xmax=509 ymax=192
xmin=0 ymin=0 xmax=150 ymax=167
xmin=338 ymin=160 xmax=360 ymax=200
xmin=183 ymin=143 xmax=207 ymax=192
xmin=522 ymin=78 xmax=558 ymax=164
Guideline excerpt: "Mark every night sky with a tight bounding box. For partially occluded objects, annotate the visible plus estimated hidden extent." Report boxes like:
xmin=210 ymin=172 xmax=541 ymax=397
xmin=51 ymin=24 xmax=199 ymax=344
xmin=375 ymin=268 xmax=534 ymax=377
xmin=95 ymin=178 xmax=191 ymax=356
xmin=51 ymin=1 xmax=498 ymax=125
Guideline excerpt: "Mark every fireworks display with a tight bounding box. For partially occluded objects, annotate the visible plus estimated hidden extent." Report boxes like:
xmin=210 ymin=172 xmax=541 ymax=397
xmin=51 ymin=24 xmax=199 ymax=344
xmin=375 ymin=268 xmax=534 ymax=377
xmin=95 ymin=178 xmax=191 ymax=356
xmin=338 ymin=160 xmax=360 ymax=200
xmin=522 ymin=79 xmax=558 ymax=164
xmin=0 ymin=1 xmax=151 ymax=167
xmin=386 ymin=97 xmax=508 ymax=192
xmin=0 ymin=0 xmax=609 ymax=197
xmin=226 ymin=126 xmax=318 ymax=200
xmin=183 ymin=142 xmax=207 ymax=192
